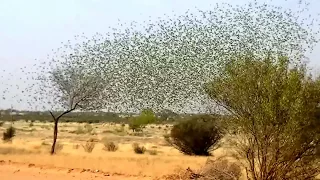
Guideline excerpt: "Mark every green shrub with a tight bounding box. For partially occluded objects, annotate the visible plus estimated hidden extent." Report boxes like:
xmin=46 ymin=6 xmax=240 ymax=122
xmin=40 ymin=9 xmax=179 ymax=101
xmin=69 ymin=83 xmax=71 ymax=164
xmin=166 ymin=115 xmax=223 ymax=156
xmin=132 ymin=143 xmax=146 ymax=154
xmin=129 ymin=109 xmax=157 ymax=132
xmin=2 ymin=126 xmax=16 ymax=142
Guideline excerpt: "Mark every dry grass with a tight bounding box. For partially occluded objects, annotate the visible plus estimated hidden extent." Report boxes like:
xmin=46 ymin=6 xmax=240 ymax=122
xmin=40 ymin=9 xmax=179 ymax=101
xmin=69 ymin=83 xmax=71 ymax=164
xmin=0 ymin=120 xmax=226 ymax=178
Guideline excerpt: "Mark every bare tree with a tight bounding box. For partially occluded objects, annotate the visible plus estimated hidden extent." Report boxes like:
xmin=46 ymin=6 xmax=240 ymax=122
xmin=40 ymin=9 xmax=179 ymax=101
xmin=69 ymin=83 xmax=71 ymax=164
xmin=39 ymin=58 xmax=105 ymax=154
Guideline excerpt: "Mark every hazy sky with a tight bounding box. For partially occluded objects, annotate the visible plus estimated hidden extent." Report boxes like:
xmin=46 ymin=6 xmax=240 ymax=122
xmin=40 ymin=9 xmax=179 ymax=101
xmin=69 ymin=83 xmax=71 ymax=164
xmin=0 ymin=0 xmax=319 ymax=110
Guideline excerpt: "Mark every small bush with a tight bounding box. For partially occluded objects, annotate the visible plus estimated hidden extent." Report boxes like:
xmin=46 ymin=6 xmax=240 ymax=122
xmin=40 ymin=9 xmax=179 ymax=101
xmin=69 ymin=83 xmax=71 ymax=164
xmin=148 ymin=149 xmax=158 ymax=155
xmin=82 ymin=138 xmax=96 ymax=153
xmin=2 ymin=126 xmax=16 ymax=142
xmin=167 ymin=115 xmax=223 ymax=156
xmin=103 ymin=141 xmax=118 ymax=152
xmin=132 ymin=143 xmax=146 ymax=154
xmin=41 ymin=141 xmax=50 ymax=146
xmin=84 ymin=124 xmax=93 ymax=133
xmin=163 ymin=158 xmax=241 ymax=180
xmin=29 ymin=122 xmax=34 ymax=127
xmin=0 ymin=121 xmax=4 ymax=127
xmin=72 ymin=124 xmax=93 ymax=134
xmin=200 ymin=158 xmax=242 ymax=180
xmin=73 ymin=144 xmax=80 ymax=149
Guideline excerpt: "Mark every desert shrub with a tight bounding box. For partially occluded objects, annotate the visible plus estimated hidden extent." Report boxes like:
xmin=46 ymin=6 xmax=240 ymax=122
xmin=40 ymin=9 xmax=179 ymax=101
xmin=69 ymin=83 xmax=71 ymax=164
xmin=166 ymin=115 xmax=222 ymax=156
xmin=84 ymin=124 xmax=93 ymax=133
xmin=73 ymin=144 xmax=80 ymax=149
xmin=0 ymin=121 xmax=4 ymax=127
xmin=200 ymin=158 xmax=242 ymax=180
xmin=2 ymin=126 xmax=16 ymax=142
xmin=115 ymin=126 xmax=124 ymax=133
xmin=71 ymin=124 xmax=93 ymax=134
xmin=163 ymin=158 xmax=241 ymax=180
xmin=132 ymin=143 xmax=146 ymax=154
xmin=41 ymin=141 xmax=50 ymax=146
xmin=72 ymin=126 xmax=85 ymax=134
xmin=148 ymin=149 xmax=158 ymax=155
xmin=103 ymin=141 xmax=118 ymax=152
xmin=82 ymin=138 xmax=96 ymax=153
xmin=29 ymin=122 xmax=34 ymax=127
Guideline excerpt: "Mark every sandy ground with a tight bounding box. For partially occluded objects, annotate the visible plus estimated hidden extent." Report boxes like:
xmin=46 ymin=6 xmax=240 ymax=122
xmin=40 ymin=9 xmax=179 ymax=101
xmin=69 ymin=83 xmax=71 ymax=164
xmin=0 ymin=121 xmax=217 ymax=179
xmin=0 ymin=160 xmax=146 ymax=180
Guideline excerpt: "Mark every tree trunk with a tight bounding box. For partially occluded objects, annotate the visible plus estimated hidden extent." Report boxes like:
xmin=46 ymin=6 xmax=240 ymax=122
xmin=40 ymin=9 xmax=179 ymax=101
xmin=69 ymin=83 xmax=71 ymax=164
xmin=50 ymin=118 xmax=58 ymax=155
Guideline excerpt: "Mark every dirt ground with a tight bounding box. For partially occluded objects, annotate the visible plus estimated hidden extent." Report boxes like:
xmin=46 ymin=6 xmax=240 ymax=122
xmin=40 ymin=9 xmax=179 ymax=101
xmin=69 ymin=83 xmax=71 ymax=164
xmin=0 ymin=121 xmax=223 ymax=179
xmin=0 ymin=160 xmax=146 ymax=180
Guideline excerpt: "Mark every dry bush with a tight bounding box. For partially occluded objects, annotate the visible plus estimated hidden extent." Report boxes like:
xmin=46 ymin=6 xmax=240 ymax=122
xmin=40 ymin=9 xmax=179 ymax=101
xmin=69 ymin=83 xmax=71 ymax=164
xmin=0 ymin=121 xmax=5 ymax=127
xmin=148 ymin=149 xmax=158 ymax=155
xmin=103 ymin=141 xmax=118 ymax=152
xmin=199 ymin=158 xmax=241 ymax=180
xmin=41 ymin=141 xmax=50 ymax=146
xmin=82 ymin=138 xmax=96 ymax=153
xmin=73 ymin=144 xmax=80 ymax=149
xmin=132 ymin=143 xmax=146 ymax=154
xmin=163 ymin=158 xmax=241 ymax=180
xmin=162 ymin=167 xmax=194 ymax=180
xmin=2 ymin=126 xmax=16 ymax=142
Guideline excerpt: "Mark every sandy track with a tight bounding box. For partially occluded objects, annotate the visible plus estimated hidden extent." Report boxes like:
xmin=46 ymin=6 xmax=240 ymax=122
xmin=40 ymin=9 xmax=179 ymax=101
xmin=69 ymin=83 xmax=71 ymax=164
xmin=0 ymin=160 xmax=152 ymax=180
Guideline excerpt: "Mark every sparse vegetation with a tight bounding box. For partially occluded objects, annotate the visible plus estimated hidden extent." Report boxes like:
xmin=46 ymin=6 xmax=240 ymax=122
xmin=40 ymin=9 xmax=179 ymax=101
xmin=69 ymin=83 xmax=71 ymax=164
xmin=71 ymin=124 xmax=94 ymax=134
xmin=82 ymin=138 xmax=96 ymax=153
xmin=132 ymin=143 xmax=146 ymax=154
xmin=103 ymin=141 xmax=118 ymax=152
xmin=2 ymin=126 xmax=16 ymax=142
xmin=1 ymin=0 xmax=320 ymax=179
xmin=148 ymin=149 xmax=158 ymax=155
xmin=73 ymin=144 xmax=80 ymax=149
xmin=0 ymin=147 xmax=37 ymax=155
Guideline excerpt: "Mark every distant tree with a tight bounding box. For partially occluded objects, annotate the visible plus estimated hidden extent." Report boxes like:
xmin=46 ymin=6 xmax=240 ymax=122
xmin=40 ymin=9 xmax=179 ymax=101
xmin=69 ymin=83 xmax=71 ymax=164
xmin=205 ymin=54 xmax=320 ymax=179
xmin=129 ymin=108 xmax=156 ymax=132
xmin=157 ymin=109 xmax=178 ymax=122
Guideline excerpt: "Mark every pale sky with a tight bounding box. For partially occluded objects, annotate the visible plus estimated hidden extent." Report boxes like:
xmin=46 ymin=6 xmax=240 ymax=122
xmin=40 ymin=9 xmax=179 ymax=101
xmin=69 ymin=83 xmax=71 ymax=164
xmin=0 ymin=0 xmax=319 ymax=111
